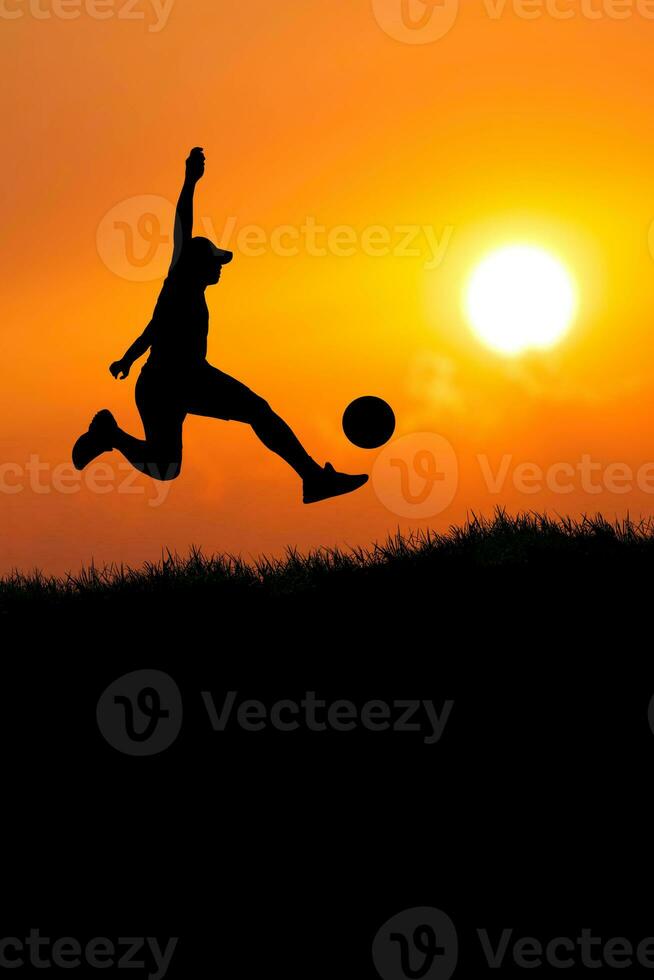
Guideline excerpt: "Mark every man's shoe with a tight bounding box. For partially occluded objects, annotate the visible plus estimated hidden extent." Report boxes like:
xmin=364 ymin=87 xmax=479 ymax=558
xmin=72 ymin=410 xmax=118 ymax=471
xmin=303 ymin=462 xmax=368 ymax=505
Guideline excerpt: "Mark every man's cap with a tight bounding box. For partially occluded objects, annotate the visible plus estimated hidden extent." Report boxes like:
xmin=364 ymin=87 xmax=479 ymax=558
xmin=212 ymin=245 xmax=234 ymax=265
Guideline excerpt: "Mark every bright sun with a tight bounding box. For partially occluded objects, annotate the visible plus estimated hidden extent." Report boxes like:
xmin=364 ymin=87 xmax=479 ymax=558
xmin=465 ymin=245 xmax=577 ymax=355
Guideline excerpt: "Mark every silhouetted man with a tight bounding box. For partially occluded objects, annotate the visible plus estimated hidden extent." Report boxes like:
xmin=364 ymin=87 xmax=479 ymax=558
xmin=73 ymin=148 xmax=368 ymax=504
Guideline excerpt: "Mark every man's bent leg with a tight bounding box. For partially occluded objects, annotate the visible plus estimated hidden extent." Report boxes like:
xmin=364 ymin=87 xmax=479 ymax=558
xmin=116 ymin=368 xmax=186 ymax=481
xmin=112 ymin=429 xmax=182 ymax=482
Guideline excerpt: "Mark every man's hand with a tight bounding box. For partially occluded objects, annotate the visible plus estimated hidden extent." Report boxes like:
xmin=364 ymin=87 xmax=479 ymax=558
xmin=110 ymin=359 xmax=131 ymax=380
xmin=185 ymin=146 xmax=205 ymax=183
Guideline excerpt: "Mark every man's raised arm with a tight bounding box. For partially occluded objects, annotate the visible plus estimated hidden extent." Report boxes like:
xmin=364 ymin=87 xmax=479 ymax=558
xmin=170 ymin=146 xmax=205 ymax=272
xmin=108 ymin=148 xmax=207 ymax=380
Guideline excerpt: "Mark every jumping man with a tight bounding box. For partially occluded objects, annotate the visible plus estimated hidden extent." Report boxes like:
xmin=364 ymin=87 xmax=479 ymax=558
xmin=72 ymin=148 xmax=368 ymax=504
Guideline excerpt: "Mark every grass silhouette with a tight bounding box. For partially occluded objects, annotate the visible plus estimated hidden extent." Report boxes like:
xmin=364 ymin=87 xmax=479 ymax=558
xmin=3 ymin=509 xmax=654 ymax=617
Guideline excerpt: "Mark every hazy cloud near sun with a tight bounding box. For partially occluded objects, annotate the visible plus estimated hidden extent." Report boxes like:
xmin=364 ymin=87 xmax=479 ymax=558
xmin=503 ymin=360 xmax=643 ymax=407
xmin=407 ymin=350 xmax=644 ymax=434
xmin=408 ymin=353 xmax=466 ymax=414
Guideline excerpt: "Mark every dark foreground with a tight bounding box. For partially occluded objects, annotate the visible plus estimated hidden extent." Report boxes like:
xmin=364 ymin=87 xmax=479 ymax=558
xmin=3 ymin=512 xmax=654 ymax=977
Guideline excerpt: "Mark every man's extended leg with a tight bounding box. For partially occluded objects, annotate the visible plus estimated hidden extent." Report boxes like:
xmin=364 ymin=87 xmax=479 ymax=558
xmin=243 ymin=402 xmax=370 ymax=503
xmin=188 ymin=366 xmax=369 ymax=503
xmin=243 ymin=401 xmax=321 ymax=480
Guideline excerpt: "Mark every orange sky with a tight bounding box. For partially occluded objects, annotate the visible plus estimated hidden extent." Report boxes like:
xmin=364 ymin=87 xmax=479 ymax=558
xmin=3 ymin=0 xmax=654 ymax=574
